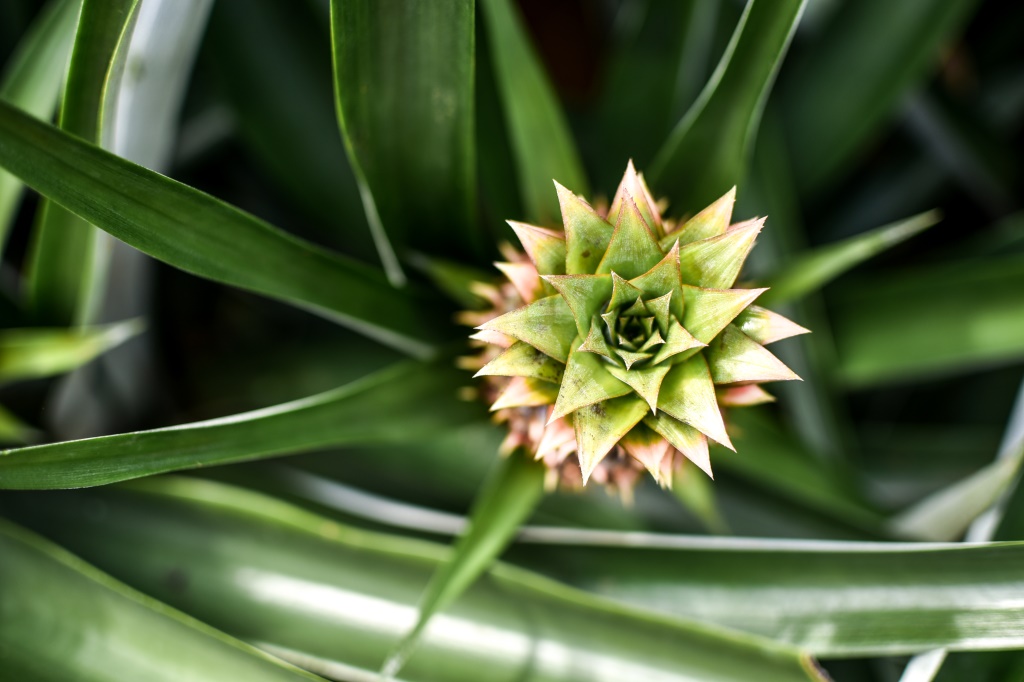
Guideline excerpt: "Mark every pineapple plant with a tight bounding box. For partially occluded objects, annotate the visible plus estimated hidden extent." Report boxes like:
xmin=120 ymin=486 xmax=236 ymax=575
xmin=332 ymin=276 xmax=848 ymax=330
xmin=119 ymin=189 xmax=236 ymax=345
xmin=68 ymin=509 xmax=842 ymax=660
xmin=465 ymin=164 xmax=805 ymax=493
xmin=0 ymin=1 xmax=1021 ymax=681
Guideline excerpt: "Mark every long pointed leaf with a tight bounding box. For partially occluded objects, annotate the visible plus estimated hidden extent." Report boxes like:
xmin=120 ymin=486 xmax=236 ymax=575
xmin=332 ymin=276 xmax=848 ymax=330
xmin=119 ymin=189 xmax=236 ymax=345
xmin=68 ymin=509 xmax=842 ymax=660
xmin=0 ymin=0 xmax=79 ymax=248
xmin=0 ymin=99 xmax=444 ymax=358
xmin=330 ymin=0 xmax=477 ymax=275
xmin=761 ymin=210 xmax=941 ymax=307
xmin=0 ymin=518 xmax=324 ymax=681
xmin=784 ymin=0 xmax=981 ymax=191
xmin=0 ymin=361 xmax=480 ymax=489
xmin=205 ymin=0 xmax=374 ymax=258
xmin=831 ymin=254 xmax=1024 ymax=386
xmin=0 ymin=478 xmax=827 ymax=682
xmin=44 ymin=0 xmax=213 ymax=439
xmin=479 ymin=0 xmax=587 ymax=222
xmin=509 ymin=530 xmax=1024 ymax=657
xmin=183 ymin=468 xmax=1024 ymax=659
xmin=889 ymin=438 xmax=1024 ymax=542
xmin=0 ymin=318 xmax=141 ymax=384
xmin=381 ymin=451 xmax=546 ymax=677
xmin=649 ymin=0 xmax=806 ymax=214
xmin=25 ymin=0 xmax=139 ymax=326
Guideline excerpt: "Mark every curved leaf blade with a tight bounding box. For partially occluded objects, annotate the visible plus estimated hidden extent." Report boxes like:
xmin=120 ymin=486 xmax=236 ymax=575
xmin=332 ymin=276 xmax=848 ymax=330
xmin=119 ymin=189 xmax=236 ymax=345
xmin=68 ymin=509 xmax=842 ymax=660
xmin=25 ymin=0 xmax=139 ymax=326
xmin=479 ymin=0 xmax=588 ymax=222
xmin=1 ymin=478 xmax=827 ymax=682
xmin=761 ymin=210 xmax=941 ymax=307
xmin=205 ymin=0 xmax=374 ymax=258
xmin=0 ymin=361 xmax=480 ymax=489
xmin=510 ymin=531 xmax=1024 ymax=657
xmin=381 ymin=450 xmax=546 ymax=677
xmin=649 ymin=0 xmax=806 ymax=214
xmin=0 ymin=318 xmax=141 ymax=384
xmin=0 ymin=0 xmax=79 ymax=248
xmin=0 ymin=99 xmax=444 ymax=357
xmin=889 ymin=438 xmax=1024 ymax=542
xmin=183 ymin=467 xmax=1024 ymax=659
xmin=784 ymin=0 xmax=981 ymax=191
xmin=831 ymin=254 xmax=1024 ymax=386
xmin=0 ymin=518 xmax=324 ymax=681
xmin=330 ymin=0 xmax=477 ymax=274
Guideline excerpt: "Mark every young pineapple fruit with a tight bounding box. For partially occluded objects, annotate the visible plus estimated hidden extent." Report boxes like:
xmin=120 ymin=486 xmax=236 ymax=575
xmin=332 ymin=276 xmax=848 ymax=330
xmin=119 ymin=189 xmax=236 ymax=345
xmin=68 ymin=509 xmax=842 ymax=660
xmin=462 ymin=163 xmax=807 ymax=494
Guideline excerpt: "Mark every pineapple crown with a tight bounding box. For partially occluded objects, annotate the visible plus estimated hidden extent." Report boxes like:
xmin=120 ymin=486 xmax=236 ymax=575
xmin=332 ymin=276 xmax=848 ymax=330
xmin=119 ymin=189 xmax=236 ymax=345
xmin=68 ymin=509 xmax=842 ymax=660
xmin=471 ymin=162 xmax=807 ymax=486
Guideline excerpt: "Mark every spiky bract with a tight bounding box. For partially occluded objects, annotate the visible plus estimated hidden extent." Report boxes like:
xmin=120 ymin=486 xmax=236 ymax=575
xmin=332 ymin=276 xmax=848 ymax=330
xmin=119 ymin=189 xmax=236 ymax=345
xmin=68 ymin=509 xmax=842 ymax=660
xmin=466 ymin=163 xmax=807 ymax=491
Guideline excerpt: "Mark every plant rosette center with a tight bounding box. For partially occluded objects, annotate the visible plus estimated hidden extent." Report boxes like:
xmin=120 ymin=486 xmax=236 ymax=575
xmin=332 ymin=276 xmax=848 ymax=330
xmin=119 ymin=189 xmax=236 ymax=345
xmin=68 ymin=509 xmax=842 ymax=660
xmin=463 ymin=162 xmax=808 ymax=493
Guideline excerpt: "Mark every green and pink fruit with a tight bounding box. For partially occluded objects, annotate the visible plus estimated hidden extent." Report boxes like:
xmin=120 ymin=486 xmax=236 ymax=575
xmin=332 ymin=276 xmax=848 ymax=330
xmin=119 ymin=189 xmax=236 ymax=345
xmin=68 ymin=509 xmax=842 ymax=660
xmin=465 ymin=163 xmax=807 ymax=493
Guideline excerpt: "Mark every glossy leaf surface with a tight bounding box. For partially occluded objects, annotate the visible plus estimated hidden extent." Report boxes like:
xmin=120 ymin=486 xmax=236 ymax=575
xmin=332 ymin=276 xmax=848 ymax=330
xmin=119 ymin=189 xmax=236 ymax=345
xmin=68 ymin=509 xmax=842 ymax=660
xmin=0 ymin=518 xmax=324 ymax=681
xmin=0 ymin=361 xmax=480 ymax=489
xmin=479 ymin=0 xmax=588 ymax=222
xmin=0 ymin=0 xmax=78 ymax=247
xmin=331 ymin=0 xmax=477 ymax=271
xmin=0 ymin=478 xmax=826 ymax=682
xmin=650 ymin=0 xmax=806 ymax=213
xmin=0 ymin=100 xmax=444 ymax=358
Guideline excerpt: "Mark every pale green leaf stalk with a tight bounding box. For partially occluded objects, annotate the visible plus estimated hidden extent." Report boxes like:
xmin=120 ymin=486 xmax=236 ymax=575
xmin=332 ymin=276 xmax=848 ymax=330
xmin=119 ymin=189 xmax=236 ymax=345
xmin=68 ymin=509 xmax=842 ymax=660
xmin=0 ymin=318 xmax=142 ymax=385
xmin=468 ymin=163 xmax=807 ymax=492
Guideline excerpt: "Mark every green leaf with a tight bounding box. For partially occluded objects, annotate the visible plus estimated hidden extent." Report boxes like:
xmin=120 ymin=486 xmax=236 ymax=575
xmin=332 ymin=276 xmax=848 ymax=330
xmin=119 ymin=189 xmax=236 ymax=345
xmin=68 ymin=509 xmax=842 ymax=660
xmin=784 ymin=0 xmax=981 ymax=191
xmin=607 ymin=161 xmax=662 ymax=231
xmin=901 ymin=650 xmax=949 ymax=682
xmin=0 ymin=360 xmax=480 ymax=489
xmin=0 ymin=0 xmax=79 ymax=249
xmin=380 ymin=451 xmax=546 ymax=678
xmin=574 ymin=395 xmax=650 ymax=482
xmin=0 ymin=404 xmax=39 ymax=444
xmin=330 ymin=0 xmax=477 ymax=277
xmin=650 ymin=319 xmax=704 ymax=364
xmin=759 ymin=210 xmax=940 ymax=307
xmin=889 ymin=437 xmax=1024 ymax=542
xmin=649 ymin=0 xmax=806 ymax=213
xmin=0 ymin=318 xmax=141 ymax=384
xmin=26 ymin=0 xmax=140 ymax=326
xmin=490 ymin=376 xmax=559 ymax=411
xmin=479 ymin=0 xmax=588 ymax=223
xmin=608 ymin=362 xmax=671 ymax=414
xmin=831 ymin=254 xmax=1024 ymax=386
xmin=734 ymin=305 xmax=810 ymax=345
xmin=0 ymin=518 xmax=324 ymax=681
xmin=1 ymin=477 xmax=827 ymax=682
xmin=629 ymin=243 xmax=684 ymax=307
xmin=407 ymin=253 xmax=492 ymax=309
xmin=645 ymin=412 xmax=713 ymax=478
xmin=671 ymin=464 xmax=730 ymax=533
xmin=721 ymin=409 xmax=889 ymax=534
xmin=510 ymin=530 xmax=1024 ymax=658
xmin=205 ymin=0 xmax=375 ymax=259
xmin=0 ymin=99 xmax=444 ymax=358
xmin=662 ymin=187 xmax=736 ymax=246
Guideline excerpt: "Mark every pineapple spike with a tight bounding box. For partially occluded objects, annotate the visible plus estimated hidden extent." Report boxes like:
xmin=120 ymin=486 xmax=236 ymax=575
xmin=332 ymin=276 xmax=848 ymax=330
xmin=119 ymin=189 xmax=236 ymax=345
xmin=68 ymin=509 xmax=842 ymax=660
xmin=677 ymin=216 xmax=763 ymax=289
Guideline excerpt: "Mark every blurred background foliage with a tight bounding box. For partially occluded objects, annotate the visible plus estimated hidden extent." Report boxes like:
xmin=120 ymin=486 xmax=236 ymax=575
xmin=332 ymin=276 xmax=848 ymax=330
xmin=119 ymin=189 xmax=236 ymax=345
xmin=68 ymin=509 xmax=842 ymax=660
xmin=0 ymin=0 xmax=1023 ymax=680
